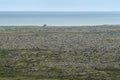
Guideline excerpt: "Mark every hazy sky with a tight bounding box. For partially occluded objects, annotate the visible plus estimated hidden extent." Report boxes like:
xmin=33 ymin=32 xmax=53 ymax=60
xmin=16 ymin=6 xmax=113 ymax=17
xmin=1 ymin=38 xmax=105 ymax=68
xmin=0 ymin=0 xmax=119 ymax=11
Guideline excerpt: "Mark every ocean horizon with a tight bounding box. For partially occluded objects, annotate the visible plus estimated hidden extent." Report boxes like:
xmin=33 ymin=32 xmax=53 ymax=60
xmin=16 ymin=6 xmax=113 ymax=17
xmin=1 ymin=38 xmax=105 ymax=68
xmin=0 ymin=11 xmax=120 ymax=26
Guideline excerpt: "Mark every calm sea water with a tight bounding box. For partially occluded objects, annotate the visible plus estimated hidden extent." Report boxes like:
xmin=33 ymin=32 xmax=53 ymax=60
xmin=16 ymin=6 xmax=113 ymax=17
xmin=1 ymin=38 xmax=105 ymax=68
xmin=0 ymin=12 xmax=120 ymax=26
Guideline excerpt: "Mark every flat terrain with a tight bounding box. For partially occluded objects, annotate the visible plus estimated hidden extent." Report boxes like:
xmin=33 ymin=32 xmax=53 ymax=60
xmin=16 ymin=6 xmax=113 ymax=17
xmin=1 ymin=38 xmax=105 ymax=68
xmin=0 ymin=25 xmax=120 ymax=80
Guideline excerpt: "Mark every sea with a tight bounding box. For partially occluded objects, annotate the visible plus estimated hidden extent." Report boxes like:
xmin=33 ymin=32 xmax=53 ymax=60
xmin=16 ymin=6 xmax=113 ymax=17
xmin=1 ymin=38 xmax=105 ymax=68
xmin=0 ymin=11 xmax=120 ymax=26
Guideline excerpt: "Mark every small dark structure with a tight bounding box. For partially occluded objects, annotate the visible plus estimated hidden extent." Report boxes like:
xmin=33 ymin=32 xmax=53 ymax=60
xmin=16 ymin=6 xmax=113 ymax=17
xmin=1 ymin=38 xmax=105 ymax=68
xmin=43 ymin=24 xmax=47 ymax=27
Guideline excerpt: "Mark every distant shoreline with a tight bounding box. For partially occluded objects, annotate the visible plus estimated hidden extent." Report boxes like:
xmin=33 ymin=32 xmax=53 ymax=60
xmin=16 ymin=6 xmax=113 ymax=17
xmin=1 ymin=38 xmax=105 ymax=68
xmin=0 ymin=24 xmax=120 ymax=27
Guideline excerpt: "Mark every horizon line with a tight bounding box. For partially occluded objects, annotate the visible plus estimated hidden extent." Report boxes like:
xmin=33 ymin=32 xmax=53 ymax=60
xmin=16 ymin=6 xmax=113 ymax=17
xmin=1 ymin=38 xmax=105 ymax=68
xmin=0 ymin=11 xmax=120 ymax=12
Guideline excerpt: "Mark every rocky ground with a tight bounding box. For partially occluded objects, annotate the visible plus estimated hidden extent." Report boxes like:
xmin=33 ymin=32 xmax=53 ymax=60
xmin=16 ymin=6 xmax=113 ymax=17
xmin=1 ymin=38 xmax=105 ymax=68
xmin=0 ymin=25 xmax=120 ymax=80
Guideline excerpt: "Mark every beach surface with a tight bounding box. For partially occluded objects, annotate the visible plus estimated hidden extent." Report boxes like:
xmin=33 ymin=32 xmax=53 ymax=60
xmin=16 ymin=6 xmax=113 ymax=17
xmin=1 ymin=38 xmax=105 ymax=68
xmin=0 ymin=25 xmax=120 ymax=80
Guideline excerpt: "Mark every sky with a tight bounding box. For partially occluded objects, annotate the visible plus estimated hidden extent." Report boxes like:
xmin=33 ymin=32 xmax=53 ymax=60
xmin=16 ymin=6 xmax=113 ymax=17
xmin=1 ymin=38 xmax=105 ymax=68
xmin=0 ymin=0 xmax=119 ymax=11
